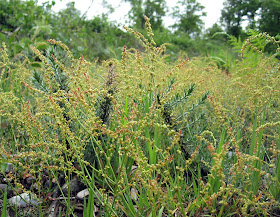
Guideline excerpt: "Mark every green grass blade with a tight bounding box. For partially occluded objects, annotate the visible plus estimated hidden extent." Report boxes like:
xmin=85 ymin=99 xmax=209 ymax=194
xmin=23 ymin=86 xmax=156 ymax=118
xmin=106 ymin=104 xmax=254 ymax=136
xmin=250 ymin=113 xmax=265 ymax=195
xmin=217 ymin=127 xmax=226 ymax=154
xmin=250 ymin=115 xmax=258 ymax=155
xmin=157 ymin=206 xmax=164 ymax=217
xmin=1 ymin=186 xmax=7 ymax=217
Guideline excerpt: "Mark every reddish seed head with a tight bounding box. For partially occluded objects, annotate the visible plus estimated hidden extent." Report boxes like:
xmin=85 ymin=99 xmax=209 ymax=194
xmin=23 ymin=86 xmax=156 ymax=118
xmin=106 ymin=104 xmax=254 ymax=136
xmin=207 ymin=143 xmax=215 ymax=153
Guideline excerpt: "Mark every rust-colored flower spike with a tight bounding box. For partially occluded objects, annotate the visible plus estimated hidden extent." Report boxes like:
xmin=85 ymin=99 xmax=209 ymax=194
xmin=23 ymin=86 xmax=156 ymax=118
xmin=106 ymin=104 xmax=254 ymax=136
xmin=123 ymin=26 xmax=149 ymax=49
xmin=80 ymin=54 xmax=84 ymax=62
xmin=46 ymin=39 xmax=74 ymax=60
xmin=241 ymin=32 xmax=279 ymax=60
xmin=0 ymin=42 xmax=10 ymax=65
xmin=144 ymin=16 xmax=156 ymax=46
xmin=122 ymin=45 xmax=127 ymax=60
xmin=207 ymin=143 xmax=215 ymax=153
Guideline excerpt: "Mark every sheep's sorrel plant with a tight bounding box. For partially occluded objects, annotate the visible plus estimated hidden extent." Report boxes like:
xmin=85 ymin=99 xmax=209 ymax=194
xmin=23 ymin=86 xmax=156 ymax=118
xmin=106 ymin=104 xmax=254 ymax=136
xmin=0 ymin=17 xmax=207 ymax=216
xmin=1 ymin=17 xmax=280 ymax=216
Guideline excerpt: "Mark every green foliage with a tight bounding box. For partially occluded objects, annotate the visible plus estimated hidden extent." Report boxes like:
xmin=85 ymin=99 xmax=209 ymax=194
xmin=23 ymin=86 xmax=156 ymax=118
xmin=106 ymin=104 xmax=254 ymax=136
xmin=258 ymin=0 xmax=280 ymax=36
xmin=221 ymin=0 xmax=280 ymax=37
xmin=0 ymin=0 xmax=223 ymax=60
xmin=172 ymin=0 xmax=206 ymax=37
xmin=220 ymin=0 xmax=260 ymax=37
xmin=0 ymin=0 xmax=53 ymax=58
xmin=0 ymin=0 xmax=47 ymax=34
xmin=0 ymin=0 xmax=135 ymax=61
xmin=124 ymin=0 xmax=167 ymax=30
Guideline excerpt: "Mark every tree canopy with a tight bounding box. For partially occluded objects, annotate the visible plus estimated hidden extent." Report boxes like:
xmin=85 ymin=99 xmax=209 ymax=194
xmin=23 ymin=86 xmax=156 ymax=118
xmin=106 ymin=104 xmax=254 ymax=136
xmin=221 ymin=0 xmax=280 ymax=37
xmin=124 ymin=0 xmax=167 ymax=30
xmin=172 ymin=0 xmax=206 ymax=37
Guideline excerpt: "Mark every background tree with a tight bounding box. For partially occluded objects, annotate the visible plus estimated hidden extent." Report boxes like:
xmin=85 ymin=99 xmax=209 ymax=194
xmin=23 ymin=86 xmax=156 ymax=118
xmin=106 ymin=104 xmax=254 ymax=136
xmin=258 ymin=0 xmax=280 ymax=36
xmin=204 ymin=23 xmax=224 ymax=40
xmin=220 ymin=0 xmax=279 ymax=37
xmin=242 ymin=0 xmax=261 ymax=29
xmin=171 ymin=0 xmax=206 ymax=37
xmin=220 ymin=0 xmax=247 ymax=37
xmin=123 ymin=0 xmax=167 ymax=30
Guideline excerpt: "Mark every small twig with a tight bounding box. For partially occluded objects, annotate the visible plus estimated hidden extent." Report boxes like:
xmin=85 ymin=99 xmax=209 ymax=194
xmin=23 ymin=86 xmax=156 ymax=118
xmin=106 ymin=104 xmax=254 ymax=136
xmin=55 ymin=196 xmax=76 ymax=200
xmin=79 ymin=0 xmax=94 ymax=24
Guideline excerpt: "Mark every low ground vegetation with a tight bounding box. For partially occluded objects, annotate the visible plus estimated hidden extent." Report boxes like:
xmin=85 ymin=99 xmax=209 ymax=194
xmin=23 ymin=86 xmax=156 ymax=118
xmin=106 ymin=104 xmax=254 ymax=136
xmin=0 ymin=17 xmax=280 ymax=216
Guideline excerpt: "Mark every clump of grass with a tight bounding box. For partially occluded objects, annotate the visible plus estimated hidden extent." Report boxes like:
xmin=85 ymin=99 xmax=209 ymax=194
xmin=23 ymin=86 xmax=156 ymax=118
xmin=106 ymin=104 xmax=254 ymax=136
xmin=0 ymin=17 xmax=280 ymax=216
